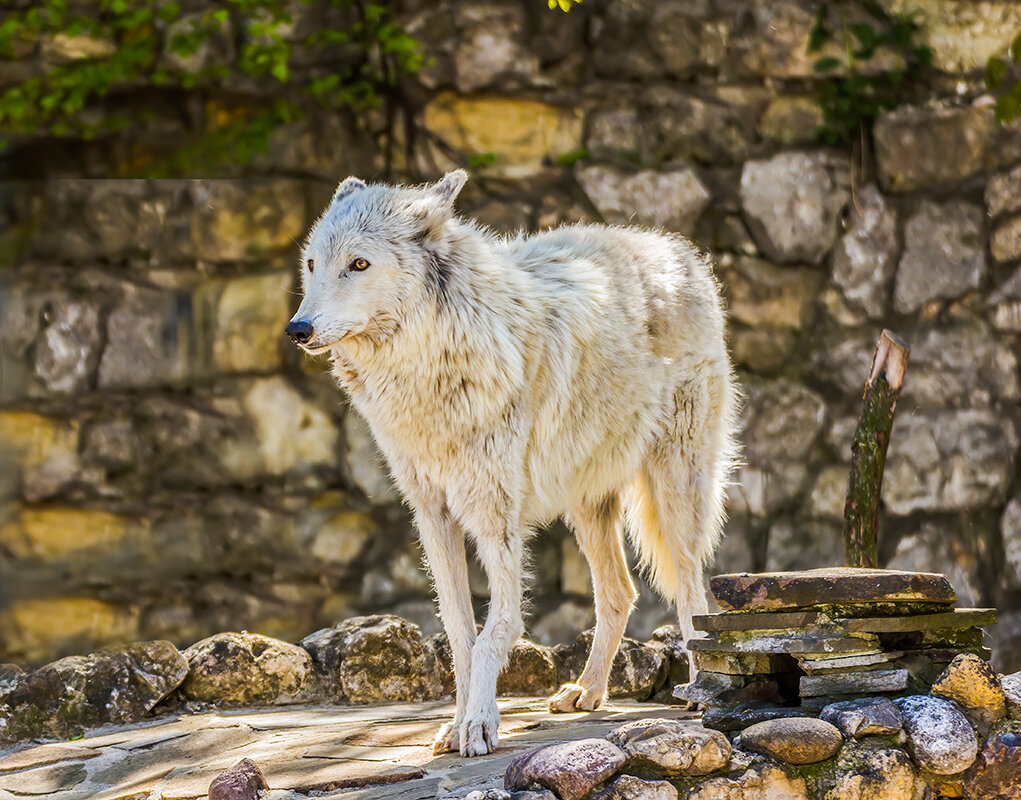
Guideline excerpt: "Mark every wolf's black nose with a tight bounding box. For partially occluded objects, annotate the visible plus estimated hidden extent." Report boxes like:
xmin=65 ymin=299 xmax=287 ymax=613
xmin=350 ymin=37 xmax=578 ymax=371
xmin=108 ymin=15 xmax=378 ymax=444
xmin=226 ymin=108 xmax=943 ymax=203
xmin=285 ymin=320 xmax=313 ymax=344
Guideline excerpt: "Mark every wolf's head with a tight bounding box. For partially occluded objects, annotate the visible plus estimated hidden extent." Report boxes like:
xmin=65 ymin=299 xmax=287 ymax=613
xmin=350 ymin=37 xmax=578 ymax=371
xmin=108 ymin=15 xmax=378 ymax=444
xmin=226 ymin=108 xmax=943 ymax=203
xmin=285 ymin=170 xmax=468 ymax=353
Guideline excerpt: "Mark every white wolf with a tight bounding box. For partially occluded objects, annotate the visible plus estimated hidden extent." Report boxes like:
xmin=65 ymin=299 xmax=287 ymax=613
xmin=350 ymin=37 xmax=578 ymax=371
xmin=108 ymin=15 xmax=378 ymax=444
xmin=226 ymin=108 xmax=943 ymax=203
xmin=286 ymin=170 xmax=738 ymax=757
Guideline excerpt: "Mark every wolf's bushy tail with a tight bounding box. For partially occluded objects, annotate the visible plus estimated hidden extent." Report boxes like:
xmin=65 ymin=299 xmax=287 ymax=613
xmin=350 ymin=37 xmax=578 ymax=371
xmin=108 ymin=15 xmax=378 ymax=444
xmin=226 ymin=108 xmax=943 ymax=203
xmin=621 ymin=368 xmax=741 ymax=611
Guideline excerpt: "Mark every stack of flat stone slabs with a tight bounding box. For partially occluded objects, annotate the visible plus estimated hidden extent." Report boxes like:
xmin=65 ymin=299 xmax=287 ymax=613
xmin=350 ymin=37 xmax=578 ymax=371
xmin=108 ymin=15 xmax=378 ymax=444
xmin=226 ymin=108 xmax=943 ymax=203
xmin=677 ymin=568 xmax=997 ymax=730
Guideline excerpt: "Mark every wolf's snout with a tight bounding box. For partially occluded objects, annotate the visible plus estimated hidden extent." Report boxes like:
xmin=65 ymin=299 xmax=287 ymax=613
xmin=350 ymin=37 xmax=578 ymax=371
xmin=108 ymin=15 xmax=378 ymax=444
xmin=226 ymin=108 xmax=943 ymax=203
xmin=285 ymin=320 xmax=314 ymax=344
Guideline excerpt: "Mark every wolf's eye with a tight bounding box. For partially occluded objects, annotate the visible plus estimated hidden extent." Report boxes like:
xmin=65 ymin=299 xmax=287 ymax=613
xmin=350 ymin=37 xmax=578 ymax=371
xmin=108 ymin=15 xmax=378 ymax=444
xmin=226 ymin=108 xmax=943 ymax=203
xmin=306 ymin=258 xmax=314 ymax=272
xmin=350 ymin=257 xmax=370 ymax=271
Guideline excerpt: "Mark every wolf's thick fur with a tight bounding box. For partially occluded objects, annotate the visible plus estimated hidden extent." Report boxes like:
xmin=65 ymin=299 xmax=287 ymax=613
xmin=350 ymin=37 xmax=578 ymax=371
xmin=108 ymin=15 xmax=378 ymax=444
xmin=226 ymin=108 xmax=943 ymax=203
xmin=288 ymin=171 xmax=739 ymax=757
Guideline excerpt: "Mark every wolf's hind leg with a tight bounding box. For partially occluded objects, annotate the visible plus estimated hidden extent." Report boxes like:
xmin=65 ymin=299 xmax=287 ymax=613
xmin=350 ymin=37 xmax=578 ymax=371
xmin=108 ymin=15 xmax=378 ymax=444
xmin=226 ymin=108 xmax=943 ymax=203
xmin=549 ymin=493 xmax=636 ymax=713
xmin=417 ymin=507 xmax=476 ymax=755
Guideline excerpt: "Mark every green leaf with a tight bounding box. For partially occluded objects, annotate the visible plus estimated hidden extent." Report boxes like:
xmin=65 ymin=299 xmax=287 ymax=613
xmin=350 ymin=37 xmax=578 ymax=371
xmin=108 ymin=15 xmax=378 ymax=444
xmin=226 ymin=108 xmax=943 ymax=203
xmin=270 ymin=60 xmax=288 ymax=82
xmin=807 ymin=2 xmax=829 ymax=53
xmin=986 ymin=56 xmax=1009 ymax=90
xmin=1011 ymin=31 xmax=1021 ymax=62
xmin=814 ymin=56 xmax=840 ymax=72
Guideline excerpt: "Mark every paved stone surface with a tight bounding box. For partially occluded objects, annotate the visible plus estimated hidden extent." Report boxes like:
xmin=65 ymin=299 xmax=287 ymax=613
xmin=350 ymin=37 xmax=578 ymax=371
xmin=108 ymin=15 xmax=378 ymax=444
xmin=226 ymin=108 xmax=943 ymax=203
xmin=710 ymin=568 xmax=957 ymax=611
xmin=0 ymin=699 xmax=697 ymax=799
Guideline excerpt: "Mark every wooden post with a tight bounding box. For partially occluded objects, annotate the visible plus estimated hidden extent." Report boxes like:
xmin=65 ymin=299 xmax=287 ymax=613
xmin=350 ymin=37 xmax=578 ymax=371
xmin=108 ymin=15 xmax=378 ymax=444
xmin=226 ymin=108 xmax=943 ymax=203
xmin=843 ymin=330 xmax=910 ymax=568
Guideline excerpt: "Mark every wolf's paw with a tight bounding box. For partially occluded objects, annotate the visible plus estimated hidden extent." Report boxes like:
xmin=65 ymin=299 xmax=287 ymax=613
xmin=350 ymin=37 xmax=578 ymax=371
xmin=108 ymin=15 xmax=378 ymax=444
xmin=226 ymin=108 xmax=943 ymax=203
xmin=459 ymin=703 xmax=499 ymax=757
xmin=548 ymin=682 xmax=603 ymax=713
xmin=432 ymin=719 xmax=461 ymax=755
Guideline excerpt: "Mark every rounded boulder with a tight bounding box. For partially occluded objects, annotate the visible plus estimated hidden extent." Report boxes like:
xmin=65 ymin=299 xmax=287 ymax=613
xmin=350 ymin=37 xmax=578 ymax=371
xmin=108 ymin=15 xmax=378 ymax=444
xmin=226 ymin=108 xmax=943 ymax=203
xmin=741 ymin=717 xmax=843 ymax=765
xmin=894 ymin=695 xmax=979 ymax=775
xmin=607 ymin=718 xmax=731 ymax=777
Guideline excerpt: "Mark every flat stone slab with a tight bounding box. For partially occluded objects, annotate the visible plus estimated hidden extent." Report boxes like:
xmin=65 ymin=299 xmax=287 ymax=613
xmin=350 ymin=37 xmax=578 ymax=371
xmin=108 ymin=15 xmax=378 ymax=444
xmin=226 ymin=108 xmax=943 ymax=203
xmin=692 ymin=651 xmax=797 ymax=676
xmin=687 ymin=633 xmax=879 ymax=656
xmin=838 ymin=608 xmax=996 ymax=633
xmin=798 ymin=651 xmax=904 ymax=674
xmin=694 ymin=611 xmax=822 ymax=632
xmin=710 ymin=568 xmax=956 ymax=611
xmin=799 ymin=669 xmax=909 ymax=698
xmin=0 ymin=698 xmax=699 ymax=800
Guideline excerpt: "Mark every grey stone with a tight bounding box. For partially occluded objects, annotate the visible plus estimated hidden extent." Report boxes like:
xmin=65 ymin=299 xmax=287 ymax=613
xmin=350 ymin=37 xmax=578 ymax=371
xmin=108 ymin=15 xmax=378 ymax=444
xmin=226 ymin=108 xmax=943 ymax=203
xmin=98 ymin=286 xmax=191 ymax=389
xmin=989 ymin=267 xmax=1021 ymax=331
xmin=300 ymin=615 xmax=443 ymax=704
xmin=344 ymin=409 xmax=398 ymax=505
xmin=893 ymin=200 xmax=987 ymax=313
xmin=722 ymin=256 xmax=820 ymax=329
xmin=208 ymin=758 xmax=268 ymax=800
xmin=832 ymin=184 xmax=898 ymax=317
xmin=875 ymin=103 xmax=1021 ymax=193
xmin=827 ymin=744 xmax=916 ymax=800
xmin=190 ymin=180 xmax=306 ymax=262
xmin=729 ymin=379 xmax=826 ymax=516
xmin=607 ymin=718 xmax=731 ymax=777
xmin=587 ymin=106 xmax=641 ymax=156
xmin=739 ymin=151 xmax=848 ymax=264
xmin=637 ymin=85 xmax=763 ymax=165
xmin=0 ymin=641 xmax=188 ymax=743
xmin=498 ymin=640 xmax=561 ymax=697
xmin=765 ymin=518 xmax=843 ymax=572
xmin=688 ymin=762 xmax=809 ymax=800
xmin=577 ymin=166 xmax=711 ymax=235
xmin=800 ymin=669 xmax=908 ymax=697
xmin=32 ymin=296 xmax=103 ymax=394
xmin=453 ymin=4 xmax=537 ymax=92
xmin=590 ymin=774 xmax=678 ymax=800
xmin=820 ymin=697 xmax=904 ymax=737
xmin=1002 ymin=671 xmax=1021 ymax=718
xmin=895 ymin=695 xmax=979 ymax=774
xmin=987 ymin=165 xmax=1021 ymax=218
xmin=504 ymin=739 xmax=626 ymax=800
xmin=740 ymin=717 xmax=843 ymax=765
xmin=531 ymin=601 xmax=594 ymax=647
xmin=562 ymin=630 xmax=666 ymax=700
xmin=902 ymin=321 xmax=1019 ymax=409
xmin=992 ymin=216 xmax=1021 ymax=263
xmin=883 ymin=411 xmax=1017 ymax=516
xmin=180 ymin=631 xmax=315 ymax=706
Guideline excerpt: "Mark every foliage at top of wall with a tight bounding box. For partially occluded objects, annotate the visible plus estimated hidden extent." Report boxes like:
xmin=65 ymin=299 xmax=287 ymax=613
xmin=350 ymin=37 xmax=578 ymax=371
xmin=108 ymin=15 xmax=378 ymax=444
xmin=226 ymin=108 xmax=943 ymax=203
xmin=985 ymin=33 xmax=1021 ymax=124
xmin=0 ymin=0 xmax=424 ymax=176
xmin=807 ymin=0 xmax=933 ymax=145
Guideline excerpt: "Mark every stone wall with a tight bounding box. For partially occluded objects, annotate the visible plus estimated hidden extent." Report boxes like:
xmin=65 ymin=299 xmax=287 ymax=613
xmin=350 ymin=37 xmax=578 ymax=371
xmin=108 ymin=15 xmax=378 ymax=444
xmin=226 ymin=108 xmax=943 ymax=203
xmin=3 ymin=0 xmax=1021 ymax=669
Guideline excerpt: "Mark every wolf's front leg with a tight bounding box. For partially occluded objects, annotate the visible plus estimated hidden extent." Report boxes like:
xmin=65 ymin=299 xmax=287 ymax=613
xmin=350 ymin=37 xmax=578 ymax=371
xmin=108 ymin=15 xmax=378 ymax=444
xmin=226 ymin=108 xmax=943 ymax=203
xmin=460 ymin=530 xmax=524 ymax=756
xmin=416 ymin=507 xmax=476 ymax=755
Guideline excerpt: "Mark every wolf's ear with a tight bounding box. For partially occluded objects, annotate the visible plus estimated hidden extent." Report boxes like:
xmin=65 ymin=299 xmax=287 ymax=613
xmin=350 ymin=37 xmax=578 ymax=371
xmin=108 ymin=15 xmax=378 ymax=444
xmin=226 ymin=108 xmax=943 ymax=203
xmin=407 ymin=170 xmax=468 ymax=240
xmin=431 ymin=169 xmax=468 ymax=205
xmin=333 ymin=176 xmax=366 ymax=203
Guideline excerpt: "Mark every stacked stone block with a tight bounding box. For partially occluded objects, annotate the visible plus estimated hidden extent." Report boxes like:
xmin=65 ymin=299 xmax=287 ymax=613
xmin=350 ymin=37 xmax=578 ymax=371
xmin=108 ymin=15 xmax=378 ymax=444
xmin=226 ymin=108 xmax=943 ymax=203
xmin=679 ymin=568 xmax=997 ymax=726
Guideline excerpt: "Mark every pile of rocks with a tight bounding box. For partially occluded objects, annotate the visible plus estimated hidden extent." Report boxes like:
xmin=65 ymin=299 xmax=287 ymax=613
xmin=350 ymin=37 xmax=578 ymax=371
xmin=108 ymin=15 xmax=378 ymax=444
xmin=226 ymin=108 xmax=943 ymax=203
xmin=679 ymin=568 xmax=997 ymax=728
xmin=480 ymin=654 xmax=1021 ymax=800
xmin=0 ymin=614 xmax=682 ymax=745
